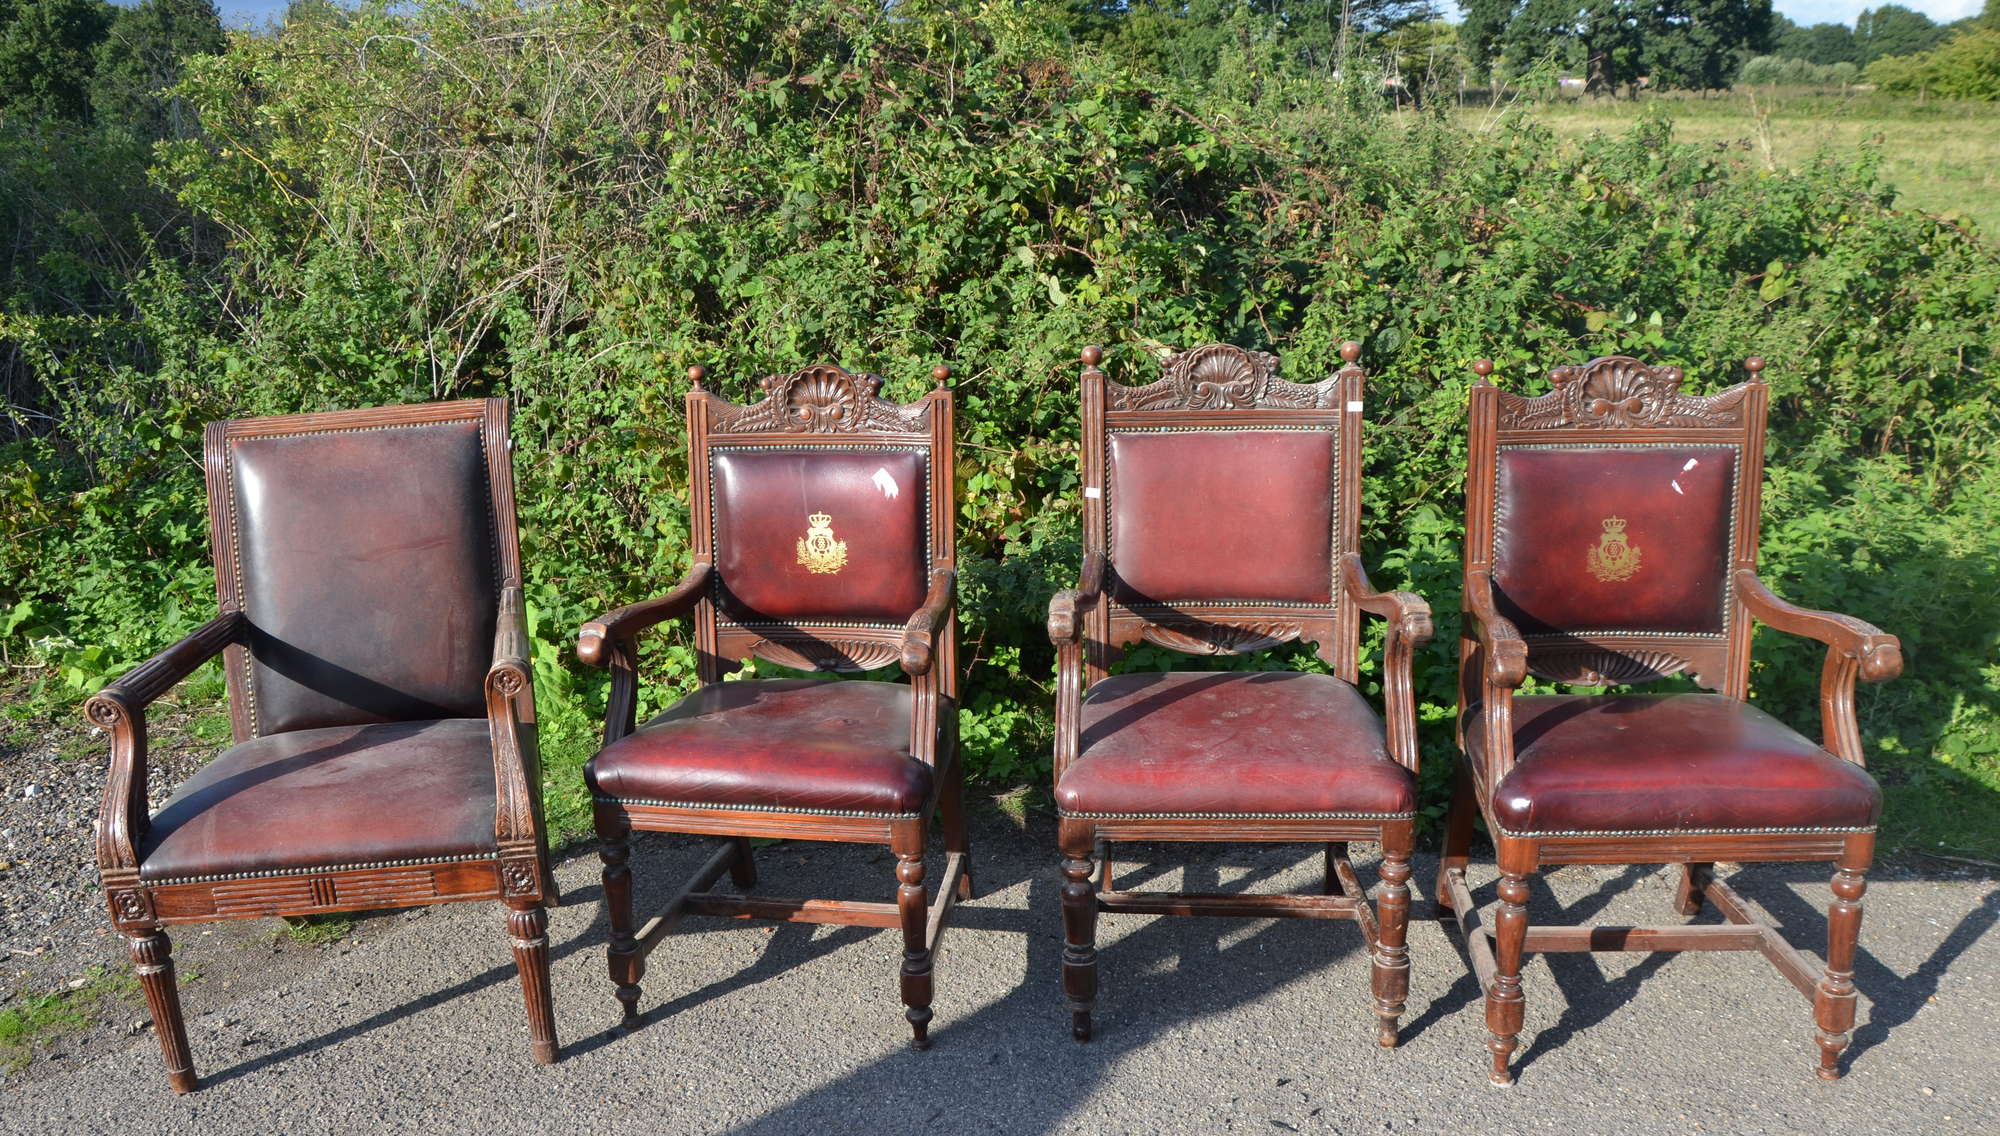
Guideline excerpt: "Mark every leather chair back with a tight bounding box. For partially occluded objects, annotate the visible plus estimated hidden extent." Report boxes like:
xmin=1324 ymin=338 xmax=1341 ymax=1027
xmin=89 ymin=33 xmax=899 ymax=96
xmin=203 ymin=399 xmax=520 ymax=740
xmin=1079 ymin=344 xmax=1365 ymax=683
xmin=1466 ymin=356 xmax=1770 ymax=694
xmin=687 ymin=365 xmax=953 ymax=676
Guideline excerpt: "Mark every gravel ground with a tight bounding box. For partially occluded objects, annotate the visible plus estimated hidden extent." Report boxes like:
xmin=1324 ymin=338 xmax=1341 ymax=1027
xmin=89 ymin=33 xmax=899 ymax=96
xmin=0 ymin=784 xmax=1994 ymax=1135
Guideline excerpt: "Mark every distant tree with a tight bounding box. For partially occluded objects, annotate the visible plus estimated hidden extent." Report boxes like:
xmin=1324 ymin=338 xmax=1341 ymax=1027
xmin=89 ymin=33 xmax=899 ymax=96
xmin=1983 ymin=0 xmax=2000 ymax=30
xmin=1776 ymin=20 xmax=1858 ymax=65
xmin=0 ymin=0 xmax=115 ymax=121
xmin=90 ymin=0 xmax=226 ymax=139
xmin=1854 ymin=5 xmax=1946 ymax=66
xmin=1496 ymin=0 xmax=1644 ymax=91
xmin=1459 ymin=0 xmax=1513 ymax=80
xmin=1866 ymin=27 xmax=2000 ymax=99
xmin=1642 ymin=0 xmax=1774 ymax=90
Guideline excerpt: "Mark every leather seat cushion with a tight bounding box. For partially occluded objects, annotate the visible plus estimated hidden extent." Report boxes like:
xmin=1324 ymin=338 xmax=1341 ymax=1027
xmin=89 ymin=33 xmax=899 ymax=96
xmin=1056 ymin=671 xmax=1414 ymax=817
xmin=139 ymin=719 xmax=497 ymax=881
xmin=587 ymin=679 xmax=932 ymax=815
xmin=1469 ymin=694 xmax=1881 ymax=835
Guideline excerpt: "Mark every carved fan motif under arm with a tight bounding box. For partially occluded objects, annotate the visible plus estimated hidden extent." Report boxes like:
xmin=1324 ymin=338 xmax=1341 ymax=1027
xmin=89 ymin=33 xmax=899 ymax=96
xmin=1502 ymin=356 xmax=1753 ymax=430
xmin=1105 ymin=344 xmax=1346 ymax=411
xmin=708 ymin=365 xmax=931 ymax=434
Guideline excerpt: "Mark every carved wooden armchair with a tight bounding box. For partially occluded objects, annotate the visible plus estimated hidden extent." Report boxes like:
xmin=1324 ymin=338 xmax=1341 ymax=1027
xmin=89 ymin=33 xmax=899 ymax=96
xmin=1441 ymin=356 xmax=1903 ymax=1085
xmin=86 ymin=399 xmax=556 ymax=1092
xmin=577 ymin=363 xmax=968 ymax=1049
xmin=1049 ymin=343 xmax=1433 ymax=1046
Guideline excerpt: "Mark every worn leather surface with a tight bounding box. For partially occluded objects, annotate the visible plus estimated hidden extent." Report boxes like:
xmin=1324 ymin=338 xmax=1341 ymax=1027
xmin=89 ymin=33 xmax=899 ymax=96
xmin=138 ymin=719 xmax=498 ymax=880
xmin=711 ymin=448 xmax=929 ymax=623
xmin=587 ymin=678 xmax=932 ymax=814
xmin=1493 ymin=446 xmax=1735 ymax=635
xmin=229 ymin=421 xmax=497 ymax=735
xmin=1056 ymin=671 xmax=1413 ymax=815
xmin=1470 ymin=694 xmax=1881 ymax=834
xmin=1108 ymin=430 xmax=1334 ymax=604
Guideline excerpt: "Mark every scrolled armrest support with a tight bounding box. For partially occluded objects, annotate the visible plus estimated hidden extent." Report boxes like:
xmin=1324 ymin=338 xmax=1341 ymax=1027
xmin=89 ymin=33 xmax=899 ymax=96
xmin=1049 ymin=553 xmax=1105 ymax=782
xmin=1047 ymin=552 xmax=1105 ymax=646
xmin=576 ymin=559 xmax=713 ymax=669
xmin=1341 ymin=554 xmax=1433 ymax=771
xmin=1735 ymin=570 xmax=1902 ymax=764
xmin=87 ymin=611 xmax=245 ymax=873
xmin=901 ymin=567 xmax=956 ymax=676
xmin=1463 ymin=570 xmax=1528 ymax=690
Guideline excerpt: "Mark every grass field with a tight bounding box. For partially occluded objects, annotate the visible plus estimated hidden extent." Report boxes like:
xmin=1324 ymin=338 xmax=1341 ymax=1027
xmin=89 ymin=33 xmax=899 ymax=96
xmin=1455 ymin=88 xmax=2000 ymax=238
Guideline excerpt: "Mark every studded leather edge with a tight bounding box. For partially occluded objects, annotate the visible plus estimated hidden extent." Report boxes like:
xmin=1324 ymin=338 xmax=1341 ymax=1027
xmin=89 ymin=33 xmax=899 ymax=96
xmin=1495 ymin=823 xmax=1876 ymax=839
xmin=142 ymin=852 xmax=499 ymax=886
xmin=596 ymin=795 xmax=920 ymax=819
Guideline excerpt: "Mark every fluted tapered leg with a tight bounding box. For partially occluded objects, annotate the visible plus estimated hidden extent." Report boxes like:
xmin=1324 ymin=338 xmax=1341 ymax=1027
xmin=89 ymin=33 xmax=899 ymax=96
xmin=129 ymin=928 xmax=196 ymax=1093
xmin=1486 ymin=872 xmax=1530 ymax=1086
xmin=1060 ymin=840 xmax=1099 ymax=1042
xmin=896 ymin=851 xmax=934 ymax=1049
xmin=1372 ymin=845 xmax=1413 ymax=1047
xmin=507 ymin=901 xmax=558 ymax=1064
xmin=599 ymin=821 xmax=644 ymax=1023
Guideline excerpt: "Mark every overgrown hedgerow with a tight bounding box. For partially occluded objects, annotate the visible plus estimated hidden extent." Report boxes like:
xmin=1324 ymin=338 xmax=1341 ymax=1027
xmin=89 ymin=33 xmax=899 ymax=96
xmin=3 ymin=1 xmax=1996 ymax=851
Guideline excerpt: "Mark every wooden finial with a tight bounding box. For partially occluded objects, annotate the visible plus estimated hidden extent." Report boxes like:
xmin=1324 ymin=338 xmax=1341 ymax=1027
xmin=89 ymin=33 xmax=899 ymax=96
xmin=687 ymin=364 xmax=707 ymax=389
xmin=1339 ymin=341 xmax=1362 ymax=363
xmin=1472 ymin=359 xmax=1495 ymax=383
xmin=1080 ymin=345 xmax=1103 ymax=368
xmin=931 ymin=364 xmax=951 ymax=388
xmin=1744 ymin=356 xmax=1765 ymax=381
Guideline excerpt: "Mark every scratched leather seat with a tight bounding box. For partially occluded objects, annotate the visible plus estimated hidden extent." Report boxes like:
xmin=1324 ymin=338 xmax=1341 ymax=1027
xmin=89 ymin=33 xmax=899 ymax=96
xmin=1441 ymin=356 xmax=1902 ymax=1086
xmin=82 ymin=399 xmax=556 ymax=1093
xmin=577 ymin=363 xmax=969 ymax=1050
xmin=1048 ymin=342 xmax=1432 ymax=1048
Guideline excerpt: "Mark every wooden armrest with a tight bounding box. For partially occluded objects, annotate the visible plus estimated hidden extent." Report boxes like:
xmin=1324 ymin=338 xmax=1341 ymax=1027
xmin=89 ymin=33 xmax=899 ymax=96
xmin=487 ymin=586 xmax=531 ymax=699
xmin=1735 ymin=571 xmax=1902 ymax=682
xmin=901 ymin=567 xmax=956 ymax=676
xmin=1341 ymin=554 xmax=1434 ymax=645
xmin=1047 ymin=552 xmax=1105 ymax=645
xmin=85 ymin=611 xmax=245 ymax=872
xmin=576 ymin=560 xmax=713 ymax=667
xmin=1463 ymin=570 xmax=1528 ymax=689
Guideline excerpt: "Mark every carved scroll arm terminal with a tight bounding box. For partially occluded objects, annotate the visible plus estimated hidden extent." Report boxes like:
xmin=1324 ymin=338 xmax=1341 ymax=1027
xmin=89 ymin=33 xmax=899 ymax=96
xmin=1342 ymin=554 xmax=1434 ymax=771
xmin=1462 ymin=569 xmax=1527 ymax=782
xmin=900 ymin=566 xmax=956 ymax=676
xmin=85 ymin=611 xmax=245 ymax=872
xmin=1735 ymin=570 xmax=1902 ymax=764
xmin=1048 ymin=552 xmax=1105 ymax=783
xmin=576 ymin=559 xmax=714 ymax=745
xmin=487 ymin=586 xmax=545 ymax=859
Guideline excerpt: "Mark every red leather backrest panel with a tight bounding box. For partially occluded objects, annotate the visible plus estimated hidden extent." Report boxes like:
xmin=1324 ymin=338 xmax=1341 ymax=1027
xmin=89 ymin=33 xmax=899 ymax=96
xmin=1108 ymin=429 xmax=1334 ymax=604
xmin=228 ymin=420 xmax=497 ymax=735
xmin=711 ymin=447 xmax=930 ymax=623
xmin=1493 ymin=446 xmax=1736 ymax=635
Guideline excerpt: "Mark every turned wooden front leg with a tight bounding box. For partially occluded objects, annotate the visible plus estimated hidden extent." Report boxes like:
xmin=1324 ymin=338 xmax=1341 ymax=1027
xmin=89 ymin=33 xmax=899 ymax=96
xmin=896 ymin=850 xmax=934 ymax=1050
xmin=507 ymin=900 xmax=559 ymax=1064
xmin=598 ymin=820 xmax=644 ymax=1023
xmin=129 ymin=928 xmax=197 ymax=1093
xmin=1372 ymin=842 xmax=1413 ymax=1048
xmin=1486 ymin=871 xmax=1531 ymax=1086
xmin=1059 ymin=831 xmax=1100 ymax=1042
xmin=1815 ymin=858 xmax=1869 ymax=1079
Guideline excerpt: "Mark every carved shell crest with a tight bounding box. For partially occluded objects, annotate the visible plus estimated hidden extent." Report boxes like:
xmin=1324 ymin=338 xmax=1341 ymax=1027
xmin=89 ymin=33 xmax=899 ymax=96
xmin=1504 ymin=356 xmax=1749 ymax=430
xmin=1107 ymin=344 xmax=1340 ymax=411
xmin=709 ymin=365 xmax=930 ymax=434
xmin=749 ymin=636 xmax=902 ymax=672
xmin=1140 ymin=620 xmax=1304 ymax=656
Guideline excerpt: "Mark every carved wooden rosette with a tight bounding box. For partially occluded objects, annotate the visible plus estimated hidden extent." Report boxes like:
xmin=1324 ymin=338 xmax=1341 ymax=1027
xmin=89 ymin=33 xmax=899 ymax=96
xmin=1472 ymin=356 xmax=1769 ymax=700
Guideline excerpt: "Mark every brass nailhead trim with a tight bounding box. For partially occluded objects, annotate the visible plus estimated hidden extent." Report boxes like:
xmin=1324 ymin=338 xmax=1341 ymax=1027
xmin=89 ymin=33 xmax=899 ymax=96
xmin=144 ymin=852 xmax=497 ymax=886
xmin=597 ymin=795 xmax=920 ymax=820
xmin=1059 ymin=809 xmax=1415 ymax=821
xmin=1497 ymin=824 xmax=1875 ymax=839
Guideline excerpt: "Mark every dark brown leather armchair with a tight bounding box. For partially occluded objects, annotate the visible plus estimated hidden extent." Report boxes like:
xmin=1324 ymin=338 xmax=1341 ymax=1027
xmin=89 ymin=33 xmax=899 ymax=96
xmin=1050 ymin=343 xmax=1433 ymax=1046
xmin=577 ymin=363 xmax=968 ymax=1050
xmin=1441 ymin=356 xmax=1903 ymax=1085
xmin=87 ymin=399 xmax=556 ymax=1092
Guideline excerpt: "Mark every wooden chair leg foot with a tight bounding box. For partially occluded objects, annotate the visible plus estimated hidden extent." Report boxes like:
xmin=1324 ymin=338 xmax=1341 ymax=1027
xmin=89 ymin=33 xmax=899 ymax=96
xmin=897 ymin=851 xmax=935 ymax=1050
xmin=1060 ymin=846 xmax=1099 ymax=1043
xmin=1371 ymin=845 xmax=1412 ymax=1050
xmin=507 ymin=901 xmax=559 ymax=1064
xmin=600 ymin=825 xmax=646 ymax=1024
xmin=1484 ymin=871 xmax=1530 ymax=1087
xmin=1813 ymin=861 xmax=1867 ymax=1082
xmin=128 ymin=928 xmax=198 ymax=1093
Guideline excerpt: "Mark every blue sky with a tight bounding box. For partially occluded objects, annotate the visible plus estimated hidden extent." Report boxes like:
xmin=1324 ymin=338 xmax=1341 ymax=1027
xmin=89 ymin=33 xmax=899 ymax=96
xmin=198 ymin=0 xmax=1986 ymax=31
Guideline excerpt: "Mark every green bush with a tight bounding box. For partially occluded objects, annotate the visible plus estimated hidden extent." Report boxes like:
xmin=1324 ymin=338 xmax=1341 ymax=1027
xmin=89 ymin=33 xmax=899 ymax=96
xmin=3 ymin=1 xmax=1996 ymax=853
xmin=1867 ymin=29 xmax=2000 ymax=101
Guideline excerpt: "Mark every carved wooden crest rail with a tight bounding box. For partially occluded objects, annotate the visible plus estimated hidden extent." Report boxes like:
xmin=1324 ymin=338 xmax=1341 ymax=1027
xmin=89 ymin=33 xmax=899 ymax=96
xmin=1495 ymin=354 xmax=1755 ymax=430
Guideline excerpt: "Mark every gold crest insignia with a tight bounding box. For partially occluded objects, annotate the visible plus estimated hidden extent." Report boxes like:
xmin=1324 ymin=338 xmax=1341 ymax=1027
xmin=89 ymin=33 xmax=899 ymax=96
xmin=796 ymin=511 xmax=848 ymax=574
xmin=1586 ymin=515 xmax=1641 ymax=583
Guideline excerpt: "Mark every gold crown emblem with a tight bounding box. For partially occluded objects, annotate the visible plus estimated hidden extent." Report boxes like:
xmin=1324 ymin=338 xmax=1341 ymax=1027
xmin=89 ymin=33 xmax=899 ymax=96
xmin=1601 ymin=516 xmax=1627 ymax=534
xmin=807 ymin=511 xmax=833 ymax=529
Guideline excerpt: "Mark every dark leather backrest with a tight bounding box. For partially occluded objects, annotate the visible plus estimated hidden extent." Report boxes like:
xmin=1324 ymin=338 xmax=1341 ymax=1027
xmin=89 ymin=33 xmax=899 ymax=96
xmin=205 ymin=400 xmax=517 ymax=739
xmin=1468 ymin=356 xmax=1768 ymax=693
xmin=688 ymin=365 xmax=953 ymax=675
xmin=1081 ymin=343 xmax=1363 ymax=679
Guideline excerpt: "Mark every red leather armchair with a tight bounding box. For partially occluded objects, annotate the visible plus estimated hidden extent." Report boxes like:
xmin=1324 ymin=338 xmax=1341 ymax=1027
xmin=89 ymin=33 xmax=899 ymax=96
xmin=1050 ymin=342 xmax=1433 ymax=1047
xmin=577 ymin=363 xmax=969 ymax=1050
xmin=1441 ymin=356 xmax=1903 ymax=1084
xmin=88 ymin=399 xmax=556 ymax=1092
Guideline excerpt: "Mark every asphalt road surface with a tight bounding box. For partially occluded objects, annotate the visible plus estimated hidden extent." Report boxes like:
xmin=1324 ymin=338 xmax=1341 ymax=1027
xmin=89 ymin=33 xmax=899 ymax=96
xmin=6 ymin=806 xmax=1996 ymax=1135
